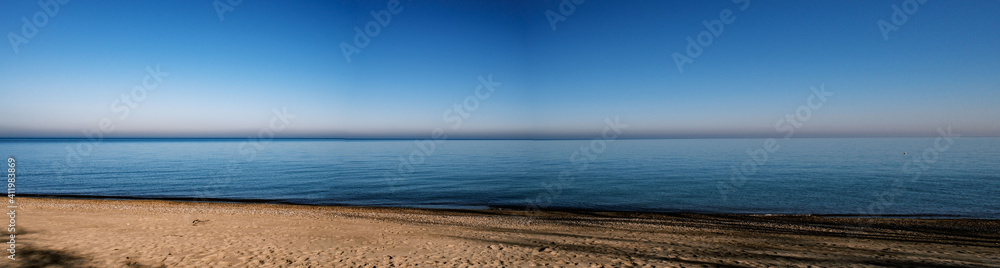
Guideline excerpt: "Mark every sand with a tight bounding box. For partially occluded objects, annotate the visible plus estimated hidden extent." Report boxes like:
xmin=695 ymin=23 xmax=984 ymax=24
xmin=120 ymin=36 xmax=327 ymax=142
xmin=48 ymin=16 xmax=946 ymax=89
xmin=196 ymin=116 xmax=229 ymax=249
xmin=7 ymin=197 xmax=999 ymax=267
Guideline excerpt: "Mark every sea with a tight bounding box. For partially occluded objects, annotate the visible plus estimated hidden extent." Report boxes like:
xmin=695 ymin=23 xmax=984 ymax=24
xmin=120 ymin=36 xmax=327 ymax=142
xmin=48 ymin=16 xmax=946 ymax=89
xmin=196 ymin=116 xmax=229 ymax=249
xmin=2 ymin=138 xmax=998 ymax=218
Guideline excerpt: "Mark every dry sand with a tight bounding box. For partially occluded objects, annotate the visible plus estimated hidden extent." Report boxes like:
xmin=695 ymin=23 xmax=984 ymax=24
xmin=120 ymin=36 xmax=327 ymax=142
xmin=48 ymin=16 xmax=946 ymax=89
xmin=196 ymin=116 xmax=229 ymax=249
xmin=8 ymin=197 xmax=999 ymax=267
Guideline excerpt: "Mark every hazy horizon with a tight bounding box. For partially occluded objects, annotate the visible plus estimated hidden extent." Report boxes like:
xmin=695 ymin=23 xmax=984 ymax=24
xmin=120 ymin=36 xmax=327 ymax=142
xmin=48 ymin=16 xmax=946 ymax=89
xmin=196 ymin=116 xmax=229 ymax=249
xmin=0 ymin=133 xmax=996 ymax=140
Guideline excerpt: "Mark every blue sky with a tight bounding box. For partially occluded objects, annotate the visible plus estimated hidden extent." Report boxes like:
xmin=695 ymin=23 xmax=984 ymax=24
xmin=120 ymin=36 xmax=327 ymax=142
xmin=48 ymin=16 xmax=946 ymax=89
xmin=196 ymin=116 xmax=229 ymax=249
xmin=1 ymin=0 xmax=998 ymax=139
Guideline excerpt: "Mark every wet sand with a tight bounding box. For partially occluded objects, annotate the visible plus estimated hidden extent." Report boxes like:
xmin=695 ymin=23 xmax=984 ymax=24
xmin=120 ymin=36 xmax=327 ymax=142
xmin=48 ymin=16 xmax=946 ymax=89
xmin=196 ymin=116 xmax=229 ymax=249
xmin=10 ymin=197 xmax=1000 ymax=267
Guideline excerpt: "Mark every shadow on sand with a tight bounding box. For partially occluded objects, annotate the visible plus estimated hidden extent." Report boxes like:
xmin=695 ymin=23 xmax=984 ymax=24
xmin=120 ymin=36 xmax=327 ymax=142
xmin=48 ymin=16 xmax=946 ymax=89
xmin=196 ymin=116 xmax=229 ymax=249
xmin=13 ymin=246 xmax=87 ymax=268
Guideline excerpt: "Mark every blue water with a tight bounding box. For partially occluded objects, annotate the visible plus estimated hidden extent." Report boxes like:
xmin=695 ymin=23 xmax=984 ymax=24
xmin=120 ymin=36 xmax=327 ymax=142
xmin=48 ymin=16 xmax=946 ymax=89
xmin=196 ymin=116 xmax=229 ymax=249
xmin=2 ymin=138 xmax=999 ymax=218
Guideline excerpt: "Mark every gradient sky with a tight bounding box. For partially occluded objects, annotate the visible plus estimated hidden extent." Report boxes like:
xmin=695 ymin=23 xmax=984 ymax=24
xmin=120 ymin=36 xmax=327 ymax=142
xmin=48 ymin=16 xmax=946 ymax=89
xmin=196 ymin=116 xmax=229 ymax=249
xmin=1 ymin=0 xmax=998 ymax=139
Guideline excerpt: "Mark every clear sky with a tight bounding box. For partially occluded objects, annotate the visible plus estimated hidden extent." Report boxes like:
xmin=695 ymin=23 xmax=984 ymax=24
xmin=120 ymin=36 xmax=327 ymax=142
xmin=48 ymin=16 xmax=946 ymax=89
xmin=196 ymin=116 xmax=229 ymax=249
xmin=1 ymin=0 xmax=998 ymax=139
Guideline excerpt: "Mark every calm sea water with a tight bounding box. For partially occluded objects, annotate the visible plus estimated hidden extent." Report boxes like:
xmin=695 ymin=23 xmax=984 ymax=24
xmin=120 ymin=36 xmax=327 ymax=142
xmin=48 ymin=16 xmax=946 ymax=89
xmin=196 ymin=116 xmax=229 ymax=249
xmin=2 ymin=138 xmax=998 ymax=218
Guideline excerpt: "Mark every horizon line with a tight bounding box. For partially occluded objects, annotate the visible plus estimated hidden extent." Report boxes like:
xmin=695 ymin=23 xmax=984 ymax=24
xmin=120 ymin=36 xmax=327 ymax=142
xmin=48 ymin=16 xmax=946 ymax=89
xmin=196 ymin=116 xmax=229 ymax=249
xmin=1 ymin=135 xmax=996 ymax=141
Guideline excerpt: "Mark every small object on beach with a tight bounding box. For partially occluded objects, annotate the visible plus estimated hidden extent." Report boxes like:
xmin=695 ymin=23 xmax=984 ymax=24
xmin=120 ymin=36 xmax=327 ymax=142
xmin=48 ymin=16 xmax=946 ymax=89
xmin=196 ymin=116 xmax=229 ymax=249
xmin=192 ymin=219 xmax=209 ymax=226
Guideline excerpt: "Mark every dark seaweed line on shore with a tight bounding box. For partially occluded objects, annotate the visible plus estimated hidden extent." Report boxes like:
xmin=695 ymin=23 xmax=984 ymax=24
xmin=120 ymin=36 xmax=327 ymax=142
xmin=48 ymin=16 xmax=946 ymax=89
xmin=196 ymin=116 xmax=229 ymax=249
xmin=18 ymin=193 xmax=994 ymax=219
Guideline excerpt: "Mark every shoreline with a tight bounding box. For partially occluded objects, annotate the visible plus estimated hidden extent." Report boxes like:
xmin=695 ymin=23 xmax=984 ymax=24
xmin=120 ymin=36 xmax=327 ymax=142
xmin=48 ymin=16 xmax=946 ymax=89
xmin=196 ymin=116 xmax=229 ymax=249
xmin=17 ymin=194 xmax=994 ymax=220
xmin=11 ymin=197 xmax=1000 ymax=267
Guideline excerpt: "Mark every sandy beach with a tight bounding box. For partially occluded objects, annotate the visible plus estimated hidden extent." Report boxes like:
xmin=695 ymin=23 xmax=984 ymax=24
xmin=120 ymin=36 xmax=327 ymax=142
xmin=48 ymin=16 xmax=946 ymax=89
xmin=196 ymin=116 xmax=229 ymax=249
xmin=8 ymin=197 xmax=999 ymax=267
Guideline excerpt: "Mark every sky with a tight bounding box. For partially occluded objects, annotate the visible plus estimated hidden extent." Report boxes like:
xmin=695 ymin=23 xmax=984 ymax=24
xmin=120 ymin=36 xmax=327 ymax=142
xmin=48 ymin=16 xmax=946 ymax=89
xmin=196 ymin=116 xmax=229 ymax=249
xmin=1 ymin=0 xmax=998 ymax=139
